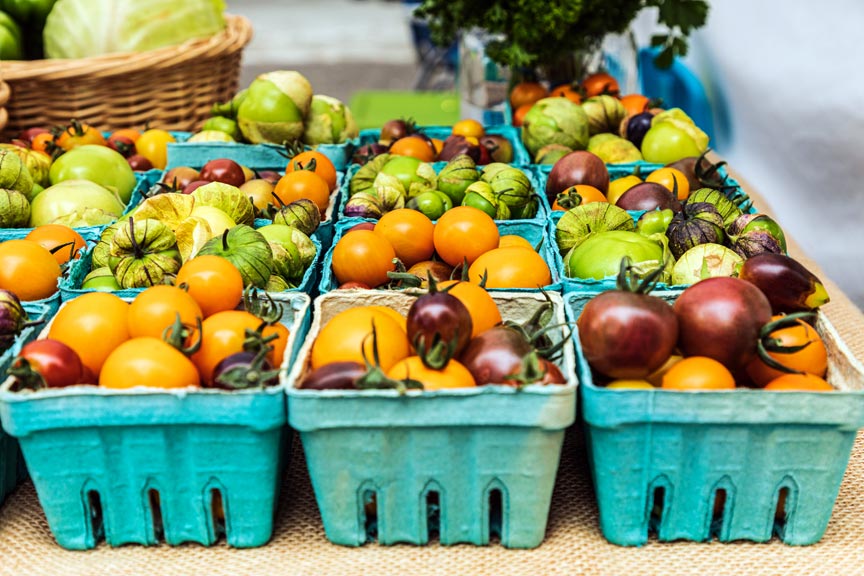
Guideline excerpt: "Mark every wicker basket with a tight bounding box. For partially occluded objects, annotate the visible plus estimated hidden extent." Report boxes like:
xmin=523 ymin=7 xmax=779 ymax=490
xmin=0 ymin=14 xmax=252 ymax=135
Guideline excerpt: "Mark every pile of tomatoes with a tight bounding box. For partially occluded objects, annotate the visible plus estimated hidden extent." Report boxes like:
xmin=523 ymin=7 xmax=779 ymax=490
xmin=330 ymin=206 xmax=552 ymax=291
xmin=302 ymin=284 xmax=566 ymax=391
xmin=510 ymin=72 xmax=648 ymax=127
xmin=20 ymin=120 xmax=176 ymax=171
xmin=8 ymin=254 xmax=290 ymax=391
xmin=578 ymin=274 xmax=832 ymax=392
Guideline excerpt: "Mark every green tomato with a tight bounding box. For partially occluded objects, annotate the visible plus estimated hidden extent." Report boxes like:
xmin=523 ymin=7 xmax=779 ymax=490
xmin=410 ymin=190 xmax=447 ymax=220
xmin=0 ymin=9 xmax=22 ymax=60
xmin=433 ymin=190 xmax=453 ymax=213
xmin=81 ymin=266 xmax=121 ymax=292
xmin=565 ymin=230 xmax=665 ymax=280
xmin=49 ymin=145 xmax=137 ymax=204
xmin=636 ymin=209 xmax=674 ymax=236
xmin=202 ymin=116 xmax=242 ymax=141
xmin=462 ymin=190 xmax=497 ymax=219
xmin=380 ymin=156 xmax=422 ymax=193
xmin=641 ymin=122 xmax=704 ymax=165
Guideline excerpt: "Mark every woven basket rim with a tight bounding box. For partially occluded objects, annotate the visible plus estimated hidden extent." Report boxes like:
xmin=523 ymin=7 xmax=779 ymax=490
xmin=0 ymin=13 xmax=252 ymax=81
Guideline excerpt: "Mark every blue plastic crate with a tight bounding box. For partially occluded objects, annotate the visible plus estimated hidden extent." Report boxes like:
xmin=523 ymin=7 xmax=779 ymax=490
xmin=338 ymin=161 xmax=547 ymax=226
xmin=286 ymin=290 xmax=577 ymax=548
xmin=356 ymin=125 xmax=531 ymax=167
xmin=564 ymin=291 xmax=864 ymax=546
xmin=0 ymin=292 xmax=311 ymax=549
xmin=319 ymin=218 xmax=561 ymax=294
xmin=0 ymin=298 xmax=58 ymax=507
xmin=166 ymin=132 xmax=357 ymax=172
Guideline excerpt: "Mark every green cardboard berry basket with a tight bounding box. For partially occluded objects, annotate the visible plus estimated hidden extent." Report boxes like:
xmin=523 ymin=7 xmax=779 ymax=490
xmin=564 ymin=290 xmax=864 ymax=546
xmin=0 ymin=292 xmax=311 ymax=550
xmin=166 ymin=132 xmax=358 ymax=172
xmin=0 ymin=297 xmax=59 ymax=507
xmin=318 ymin=218 xmax=561 ymax=295
xmin=285 ymin=290 xmax=579 ymax=548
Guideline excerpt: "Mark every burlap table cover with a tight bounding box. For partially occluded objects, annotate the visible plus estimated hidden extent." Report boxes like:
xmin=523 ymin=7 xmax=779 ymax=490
xmin=1 ymin=169 xmax=863 ymax=576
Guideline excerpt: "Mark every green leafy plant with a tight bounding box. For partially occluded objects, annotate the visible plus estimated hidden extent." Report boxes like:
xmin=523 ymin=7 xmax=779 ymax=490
xmin=416 ymin=0 xmax=709 ymax=71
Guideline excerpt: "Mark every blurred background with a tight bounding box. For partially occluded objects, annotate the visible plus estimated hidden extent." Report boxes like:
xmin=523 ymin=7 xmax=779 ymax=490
xmin=230 ymin=0 xmax=864 ymax=309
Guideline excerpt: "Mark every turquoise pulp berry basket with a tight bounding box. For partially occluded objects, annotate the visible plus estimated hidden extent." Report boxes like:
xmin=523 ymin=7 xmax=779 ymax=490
xmin=565 ymin=290 xmax=864 ymax=546
xmin=166 ymin=133 xmax=357 ymax=172
xmin=318 ymin=218 xmax=562 ymax=295
xmin=0 ymin=298 xmax=59 ymax=506
xmin=356 ymin=125 xmax=531 ymax=167
xmin=286 ymin=290 xmax=578 ymax=548
xmin=0 ymin=292 xmax=311 ymax=550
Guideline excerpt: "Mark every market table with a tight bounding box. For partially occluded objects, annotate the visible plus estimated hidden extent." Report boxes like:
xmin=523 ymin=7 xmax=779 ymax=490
xmin=0 ymin=168 xmax=862 ymax=576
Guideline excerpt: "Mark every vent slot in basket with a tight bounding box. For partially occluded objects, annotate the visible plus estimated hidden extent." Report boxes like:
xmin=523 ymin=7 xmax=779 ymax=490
xmin=361 ymin=488 xmax=378 ymax=543
xmin=210 ymin=487 xmax=226 ymax=542
xmin=488 ymin=488 xmax=503 ymax=543
xmin=710 ymin=488 xmax=728 ymax=540
xmin=425 ymin=489 xmax=441 ymax=543
xmin=86 ymin=490 xmax=105 ymax=545
xmin=148 ymin=489 xmax=164 ymax=543
xmin=774 ymin=483 xmax=796 ymax=539
xmin=647 ymin=484 xmax=667 ymax=537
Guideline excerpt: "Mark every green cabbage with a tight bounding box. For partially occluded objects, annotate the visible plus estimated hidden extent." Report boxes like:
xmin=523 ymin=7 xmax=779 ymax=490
xmin=43 ymin=0 xmax=226 ymax=58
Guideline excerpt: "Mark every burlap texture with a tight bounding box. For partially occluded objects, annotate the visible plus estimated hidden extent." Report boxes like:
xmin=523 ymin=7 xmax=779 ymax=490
xmin=1 ymin=169 xmax=863 ymax=576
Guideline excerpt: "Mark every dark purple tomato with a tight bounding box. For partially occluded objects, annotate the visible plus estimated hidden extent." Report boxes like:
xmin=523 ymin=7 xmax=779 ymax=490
xmin=183 ymin=180 xmax=211 ymax=195
xmin=459 ymin=325 xmax=533 ymax=386
xmin=480 ymin=134 xmax=514 ymax=163
xmin=624 ymin=112 xmax=654 ymax=149
xmin=352 ymin=143 xmax=388 ymax=165
xmin=407 ymin=290 xmax=473 ymax=362
xmin=11 ymin=339 xmax=84 ymax=389
xmin=163 ymin=166 xmax=201 ymax=190
xmin=577 ymin=291 xmax=678 ymax=379
xmin=301 ymin=361 xmax=366 ymax=390
xmin=211 ymin=351 xmax=277 ymax=390
xmin=256 ymin=170 xmax=281 ymax=185
xmin=673 ymin=277 xmax=772 ymax=370
xmin=437 ymin=135 xmax=481 ymax=163
xmin=546 ymin=151 xmax=609 ymax=203
xmin=200 ymin=158 xmax=245 ymax=187
xmin=616 ymin=182 xmax=682 ymax=212
xmin=380 ymin=119 xmax=411 ymax=145
xmin=127 ymin=154 xmax=154 ymax=172
xmin=108 ymin=135 xmax=136 ymax=157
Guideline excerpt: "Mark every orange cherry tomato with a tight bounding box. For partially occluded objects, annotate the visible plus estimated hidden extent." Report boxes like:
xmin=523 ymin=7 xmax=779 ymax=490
xmin=389 ymin=136 xmax=437 ymax=162
xmin=191 ymin=310 xmax=270 ymax=386
xmin=100 ymin=337 xmax=200 ymax=389
xmin=331 ymin=229 xmax=397 ymax=288
xmin=30 ymin=132 xmax=55 ymax=154
xmin=175 ymin=255 xmax=244 ymax=318
xmin=387 ymin=356 xmax=476 ymax=390
xmin=452 ymin=119 xmax=485 ymax=139
xmin=311 ymin=307 xmax=410 ymax=372
xmin=661 ymin=356 xmax=735 ymax=390
xmin=110 ymin=128 xmax=142 ymax=143
xmin=764 ymin=373 xmax=833 ymax=391
xmin=438 ymin=280 xmax=501 ymax=337
xmin=468 ymin=246 xmax=552 ymax=289
xmin=498 ymin=235 xmax=534 ymax=250
xmin=582 ymin=73 xmax=620 ymax=97
xmin=433 ymin=206 xmax=499 ymax=267
xmin=552 ymin=184 xmax=608 ymax=210
xmin=25 ymin=224 xmax=87 ymax=265
xmin=510 ymin=82 xmax=548 ymax=110
xmin=0 ymin=240 xmax=61 ymax=301
xmin=127 ymin=285 xmax=204 ymax=340
xmin=646 ymin=167 xmax=690 ymax=201
xmin=550 ymin=85 xmax=582 ymax=104
xmin=285 ymin=150 xmax=338 ymax=192
xmin=55 ymin=121 xmax=106 ymax=151
xmin=274 ymin=170 xmax=331 ymax=214
xmin=263 ymin=322 xmax=290 ymax=368
xmin=48 ymin=293 xmax=131 ymax=376
xmin=374 ymin=209 xmax=435 ymax=268
xmin=606 ymin=380 xmax=656 ymax=389
xmin=620 ymin=94 xmax=651 ymax=116
xmin=512 ymin=104 xmax=533 ymax=128
xmin=431 ymin=138 xmax=444 ymax=155
xmin=746 ymin=316 xmax=828 ymax=387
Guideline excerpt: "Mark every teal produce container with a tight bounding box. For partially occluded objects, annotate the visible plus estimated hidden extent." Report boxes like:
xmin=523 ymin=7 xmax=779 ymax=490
xmin=0 ymin=298 xmax=59 ymax=506
xmin=286 ymin=290 xmax=578 ymax=548
xmin=318 ymin=218 xmax=562 ymax=294
xmin=0 ymin=292 xmax=311 ymax=550
xmin=356 ymin=125 xmax=530 ymax=166
xmin=166 ymin=132 xmax=358 ymax=172
xmin=565 ymin=290 xmax=864 ymax=546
